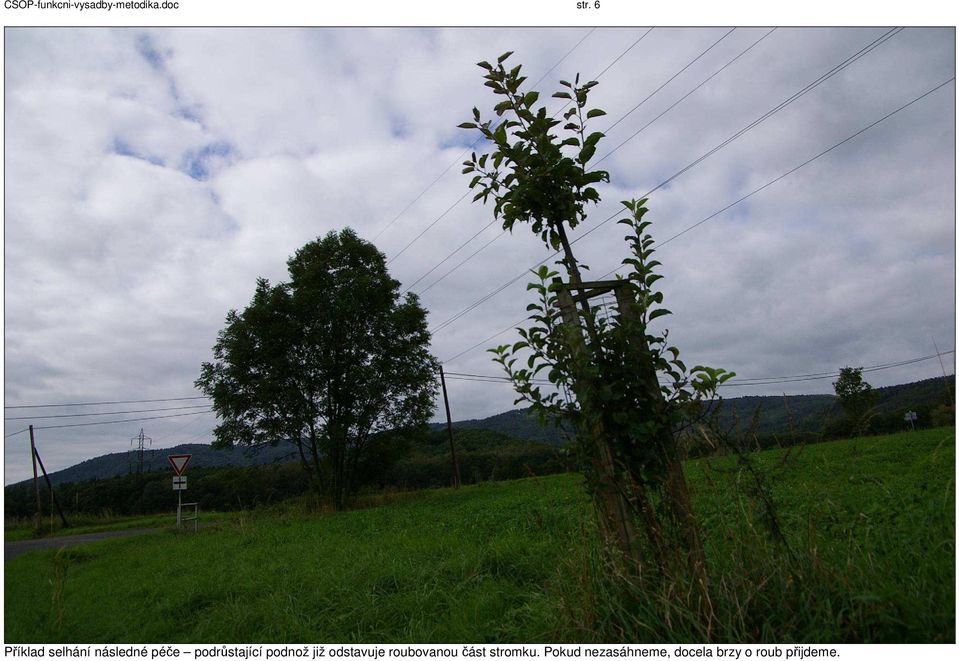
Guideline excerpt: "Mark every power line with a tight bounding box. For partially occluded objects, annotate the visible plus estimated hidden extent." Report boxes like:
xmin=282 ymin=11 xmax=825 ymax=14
xmin=415 ymin=28 xmax=781 ymax=307
xmin=28 ymin=409 xmax=212 ymax=432
xmin=148 ymin=407 xmax=213 ymax=444
xmin=418 ymin=229 xmax=508 ymax=295
xmin=428 ymin=27 xmax=904 ymax=338
xmin=720 ymin=352 xmax=955 ymax=387
xmin=402 ymin=218 xmax=501 ymax=293
xmin=407 ymin=23 xmax=662 ymax=296
xmin=533 ymin=28 xmax=600 ymax=85
xmin=444 ymin=375 xmax=550 ymax=385
xmin=5 ymin=395 xmax=209 ymax=410
xmin=432 ymin=269 xmax=532 ymax=333
xmin=5 ymin=403 xmax=212 ymax=422
xmin=624 ymin=27 xmax=903 ymax=197
xmin=445 ymin=370 xmax=511 ymax=379
xmin=401 ymin=31 xmax=656 ymax=295
xmin=386 ymin=190 xmax=473 ymax=265
xmin=638 ymin=75 xmax=957 ymax=252
xmin=442 ymin=352 xmax=955 ymax=391
xmin=402 ymin=28 xmax=719 ymax=294
xmin=179 ymin=426 xmax=216 ymax=445
xmin=603 ymin=27 xmax=736 ymax=134
xmin=581 ymin=74 xmax=954 ymax=286
xmin=437 ymin=75 xmax=954 ymax=364
xmin=547 ymin=28 xmax=655 ymax=119
xmin=591 ymin=27 xmax=778 ymax=168
xmin=592 ymin=28 xmax=654 ymax=79
xmin=444 ymin=370 xmax=552 ymax=385
xmin=390 ymin=28 xmax=655 ymax=274
xmin=373 ymin=28 xmax=597 ymax=243
xmin=443 ymin=321 xmax=520 ymax=364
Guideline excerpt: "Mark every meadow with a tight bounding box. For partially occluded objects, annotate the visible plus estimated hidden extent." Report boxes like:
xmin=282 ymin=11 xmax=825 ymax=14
xmin=4 ymin=428 xmax=954 ymax=643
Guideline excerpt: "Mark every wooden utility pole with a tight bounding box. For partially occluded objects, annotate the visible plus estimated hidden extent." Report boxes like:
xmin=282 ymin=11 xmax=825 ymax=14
xmin=439 ymin=365 xmax=462 ymax=488
xmin=33 ymin=444 xmax=69 ymax=528
xmin=29 ymin=425 xmax=42 ymax=532
xmin=932 ymin=336 xmax=953 ymax=400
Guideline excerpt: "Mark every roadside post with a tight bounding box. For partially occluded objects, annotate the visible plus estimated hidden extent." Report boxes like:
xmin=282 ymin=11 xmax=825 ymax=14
xmin=168 ymin=454 xmax=197 ymax=530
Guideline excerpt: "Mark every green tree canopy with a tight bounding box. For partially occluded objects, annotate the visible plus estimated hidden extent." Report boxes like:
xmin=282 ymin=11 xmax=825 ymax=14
xmin=833 ymin=366 xmax=877 ymax=436
xmin=196 ymin=228 xmax=438 ymax=509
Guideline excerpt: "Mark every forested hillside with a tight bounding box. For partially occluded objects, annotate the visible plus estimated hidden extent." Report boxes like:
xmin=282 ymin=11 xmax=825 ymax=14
xmin=4 ymin=428 xmax=571 ymax=518
xmin=24 ymin=442 xmax=297 ymax=487
xmin=8 ymin=376 xmax=952 ymax=492
xmin=439 ymin=375 xmax=954 ymax=444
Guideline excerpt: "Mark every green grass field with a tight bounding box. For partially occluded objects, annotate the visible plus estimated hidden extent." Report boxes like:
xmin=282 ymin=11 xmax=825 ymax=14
xmin=4 ymin=428 xmax=954 ymax=643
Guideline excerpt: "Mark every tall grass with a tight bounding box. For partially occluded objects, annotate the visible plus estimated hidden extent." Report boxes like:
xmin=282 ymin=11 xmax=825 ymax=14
xmin=4 ymin=428 xmax=953 ymax=643
xmin=550 ymin=427 xmax=955 ymax=642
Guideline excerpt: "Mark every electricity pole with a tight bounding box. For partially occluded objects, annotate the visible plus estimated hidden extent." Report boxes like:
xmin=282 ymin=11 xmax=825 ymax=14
xmin=34 ymin=445 xmax=69 ymax=528
xmin=932 ymin=337 xmax=953 ymax=400
xmin=439 ymin=365 xmax=461 ymax=488
xmin=29 ymin=425 xmax=42 ymax=532
xmin=130 ymin=428 xmax=152 ymax=475
xmin=28 ymin=425 xmax=69 ymax=529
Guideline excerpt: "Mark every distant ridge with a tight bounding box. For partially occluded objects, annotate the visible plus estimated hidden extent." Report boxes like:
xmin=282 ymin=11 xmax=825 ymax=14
xmin=14 ymin=375 xmax=952 ymax=487
xmin=15 ymin=442 xmax=296 ymax=488
xmin=434 ymin=375 xmax=955 ymax=444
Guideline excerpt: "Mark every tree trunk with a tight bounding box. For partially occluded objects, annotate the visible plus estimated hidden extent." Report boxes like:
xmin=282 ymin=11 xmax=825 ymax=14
xmin=294 ymin=437 xmax=324 ymax=501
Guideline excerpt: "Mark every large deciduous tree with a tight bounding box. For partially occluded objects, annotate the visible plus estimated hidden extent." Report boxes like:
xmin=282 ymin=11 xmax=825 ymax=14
xmin=196 ymin=229 xmax=438 ymax=510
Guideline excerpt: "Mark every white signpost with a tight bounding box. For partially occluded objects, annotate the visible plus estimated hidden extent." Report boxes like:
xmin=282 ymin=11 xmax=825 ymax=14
xmin=904 ymin=411 xmax=918 ymax=431
xmin=168 ymin=454 xmax=197 ymax=530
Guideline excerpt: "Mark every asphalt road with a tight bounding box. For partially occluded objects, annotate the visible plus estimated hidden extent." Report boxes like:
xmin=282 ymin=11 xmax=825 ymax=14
xmin=5 ymin=527 xmax=162 ymax=561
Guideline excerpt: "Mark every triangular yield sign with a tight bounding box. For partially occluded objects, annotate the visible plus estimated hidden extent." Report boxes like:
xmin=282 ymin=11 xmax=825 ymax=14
xmin=168 ymin=454 xmax=192 ymax=476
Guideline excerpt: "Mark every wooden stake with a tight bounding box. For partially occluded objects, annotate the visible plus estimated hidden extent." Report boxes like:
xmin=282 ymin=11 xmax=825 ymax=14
xmin=554 ymin=281 xmax=639 ymax=567
xmin=439 ymin=365 xmax=461 ymax=488
xmin=614 ymin=282 xmax=710 ymax=615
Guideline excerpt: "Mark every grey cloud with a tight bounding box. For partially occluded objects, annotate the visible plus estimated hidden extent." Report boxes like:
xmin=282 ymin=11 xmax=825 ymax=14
xmin=4 ymin=27 xmax=954 ymax=484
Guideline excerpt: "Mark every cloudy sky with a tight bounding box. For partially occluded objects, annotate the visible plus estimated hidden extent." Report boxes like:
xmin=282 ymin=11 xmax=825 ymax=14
xmin=3 ymin=26 xmax=955 ymax=483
